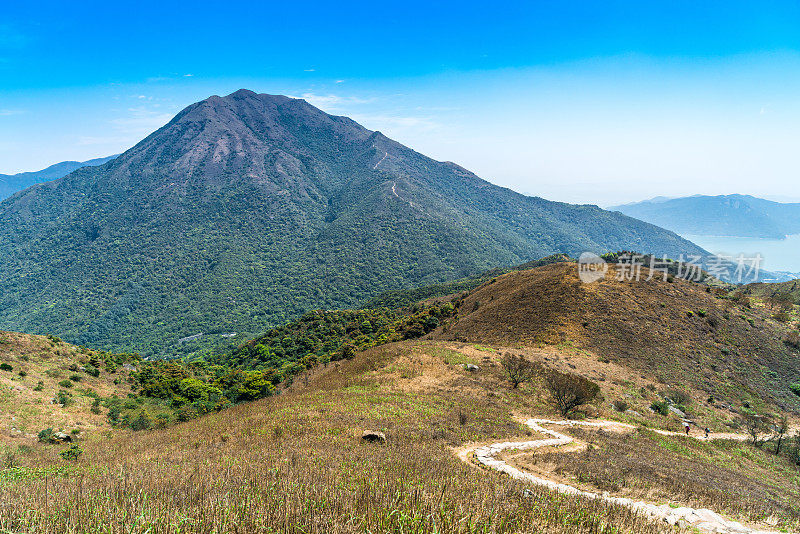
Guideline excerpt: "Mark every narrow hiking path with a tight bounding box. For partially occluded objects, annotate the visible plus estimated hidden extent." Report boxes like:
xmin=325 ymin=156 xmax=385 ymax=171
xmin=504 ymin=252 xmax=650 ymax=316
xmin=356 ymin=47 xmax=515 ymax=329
xmin=374 ymin=151 xmax=388 ymax=169
xmin=461 ymin=418 xmax=784 ymax=534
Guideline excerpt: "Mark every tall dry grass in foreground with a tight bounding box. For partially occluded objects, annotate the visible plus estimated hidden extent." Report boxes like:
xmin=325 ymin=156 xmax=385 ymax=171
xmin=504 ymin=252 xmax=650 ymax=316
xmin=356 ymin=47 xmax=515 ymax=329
xmin=0 ymin=346 xmax=675 ymax=533
xmin=516 ymin=426 xmax=800 ymax=531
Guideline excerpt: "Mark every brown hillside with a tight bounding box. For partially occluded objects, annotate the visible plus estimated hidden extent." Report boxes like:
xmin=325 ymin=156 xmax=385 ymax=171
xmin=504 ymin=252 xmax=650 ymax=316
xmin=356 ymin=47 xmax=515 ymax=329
xmin=433 ymin=262 xmax=800 ymax=411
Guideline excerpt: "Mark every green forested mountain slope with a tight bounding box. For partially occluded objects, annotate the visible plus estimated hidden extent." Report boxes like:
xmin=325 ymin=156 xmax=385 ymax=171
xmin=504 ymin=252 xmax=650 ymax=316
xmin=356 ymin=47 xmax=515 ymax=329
xmin=0 ymin=90 xmax=705 ymax=357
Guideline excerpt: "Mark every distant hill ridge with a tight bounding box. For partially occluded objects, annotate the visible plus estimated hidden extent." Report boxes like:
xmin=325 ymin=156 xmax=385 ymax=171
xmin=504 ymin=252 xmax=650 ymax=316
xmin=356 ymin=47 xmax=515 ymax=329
xmin=0 ymin=89 xmax=705 ymax=356
xmin=611 ymin=194 xmax=800 ymax=239
xmin=0 ymin=155 xmax=117 ymax=201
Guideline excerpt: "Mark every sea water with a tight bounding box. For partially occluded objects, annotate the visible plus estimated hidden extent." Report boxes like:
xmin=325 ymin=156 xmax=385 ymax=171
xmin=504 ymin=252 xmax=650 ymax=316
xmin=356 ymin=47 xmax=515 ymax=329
xmin=683 ymin=234 xmax=800 ymax=275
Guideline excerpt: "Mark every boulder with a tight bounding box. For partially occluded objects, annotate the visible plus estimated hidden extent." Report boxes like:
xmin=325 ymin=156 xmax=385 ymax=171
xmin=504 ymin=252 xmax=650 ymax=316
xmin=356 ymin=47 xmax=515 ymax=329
xmin=53 ymin=431 xmax=72 ymax=443
xmin=668 ymin=405 xmax=686 ymax=418
xmin=464 ymin=364 xmax=480 ymax=372
xmin=361 ymin=430 xmax=386 ymax=444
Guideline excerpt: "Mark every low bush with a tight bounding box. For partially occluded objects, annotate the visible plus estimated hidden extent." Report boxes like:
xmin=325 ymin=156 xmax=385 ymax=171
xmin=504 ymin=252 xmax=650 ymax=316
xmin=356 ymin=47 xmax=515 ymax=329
xmin=612 ymin=400 xmax=629 ymax=412
xmin=37 ymin=428 xmax=55 ymax=443
xmin=59 ymin=445 xmax=83 ymax=461
xmin=650 ymin=400 xmax=669 ymax=416
xmin=0 ymin=363 xmax=12 ymax=372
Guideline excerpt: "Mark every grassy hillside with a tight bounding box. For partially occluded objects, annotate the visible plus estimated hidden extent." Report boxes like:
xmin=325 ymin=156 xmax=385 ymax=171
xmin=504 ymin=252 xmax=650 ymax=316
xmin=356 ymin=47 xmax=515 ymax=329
xmin=430 ymin=262 xmax=800 ymax=412
xmin=0 ymin=331 xmax=138 ymax=446
xmin=2 ymin=338 xmax=799 ymax=532
xmin=738 ymin=279 xmax=800 ymax=306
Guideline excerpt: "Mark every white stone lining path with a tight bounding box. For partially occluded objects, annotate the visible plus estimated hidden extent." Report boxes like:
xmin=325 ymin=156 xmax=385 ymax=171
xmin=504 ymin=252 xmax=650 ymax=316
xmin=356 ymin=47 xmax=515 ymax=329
xmin=468 ymin=418 xmax=788 ymax=534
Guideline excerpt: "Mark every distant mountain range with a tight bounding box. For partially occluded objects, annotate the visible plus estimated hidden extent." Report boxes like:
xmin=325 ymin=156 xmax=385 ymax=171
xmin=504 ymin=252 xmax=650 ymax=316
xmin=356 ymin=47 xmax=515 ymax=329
xmin=611 ymin=195 xmax=800 ymax=239
xmin=0 ymin=89 xmax=705 ymax=356
xmin=0 ymin=156 xmax=117 ymax=200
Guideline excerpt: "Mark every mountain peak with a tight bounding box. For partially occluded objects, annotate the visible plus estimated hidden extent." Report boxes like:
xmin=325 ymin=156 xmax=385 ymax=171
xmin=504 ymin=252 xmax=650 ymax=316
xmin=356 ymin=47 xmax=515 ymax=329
xmin=0 ymin=92 xmax=706 ymax=355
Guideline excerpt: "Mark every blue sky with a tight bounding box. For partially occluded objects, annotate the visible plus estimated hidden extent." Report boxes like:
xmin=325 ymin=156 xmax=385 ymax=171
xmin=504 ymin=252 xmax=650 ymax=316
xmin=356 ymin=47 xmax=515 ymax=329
xmin=1 ymin=1 xmax=799 ymax=205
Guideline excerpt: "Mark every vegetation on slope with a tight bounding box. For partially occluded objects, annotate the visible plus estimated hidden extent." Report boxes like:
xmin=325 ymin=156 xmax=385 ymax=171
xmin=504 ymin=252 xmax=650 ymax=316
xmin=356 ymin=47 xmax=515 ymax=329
xmin=0 ymin=343 xmax=671 ymax=534
xmin=0 ymin=91 xmax=705 ymax=358
xmin=431 ymin=262 xmax=800 ymax=412
xmin=2 ymin=337 xmax=799 ymax=533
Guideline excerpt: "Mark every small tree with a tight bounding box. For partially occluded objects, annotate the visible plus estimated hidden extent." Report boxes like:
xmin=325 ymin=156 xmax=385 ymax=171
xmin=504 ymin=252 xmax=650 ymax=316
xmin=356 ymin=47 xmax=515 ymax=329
xmin=773 ymin=414 xmax=790 ymax=455
xmin=741 ymin=412 xmax=769 ymax=446
xmin=545 ymin=369 xmax=600 ymax=416
xmin=500 ymin=354 xmax=539 ymax=389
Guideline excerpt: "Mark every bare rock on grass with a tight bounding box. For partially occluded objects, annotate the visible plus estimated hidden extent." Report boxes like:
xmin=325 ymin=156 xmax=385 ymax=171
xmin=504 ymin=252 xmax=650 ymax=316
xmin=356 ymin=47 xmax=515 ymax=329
xmin=361 ymin=430 xmax=386 ymax=444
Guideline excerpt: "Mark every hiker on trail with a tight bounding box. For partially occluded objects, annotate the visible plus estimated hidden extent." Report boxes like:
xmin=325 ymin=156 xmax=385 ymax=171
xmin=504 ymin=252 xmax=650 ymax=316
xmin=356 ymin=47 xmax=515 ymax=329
xmin=684 ymin=422 xmax=690 ymax=435
xmin=704 ymin=427 xmax=710 ymax=439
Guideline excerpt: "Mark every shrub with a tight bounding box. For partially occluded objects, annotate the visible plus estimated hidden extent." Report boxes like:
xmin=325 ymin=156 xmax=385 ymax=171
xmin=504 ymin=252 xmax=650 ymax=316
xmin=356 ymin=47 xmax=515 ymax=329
xmin=18 ymin=370 xmax=27 ymax=378
xmin=337 ymin=343 xmax=357 ymax=360
xmin=55 ymin=390 xmax=73 ymax=406
xmin=107 ymin=406 xmax=122 ymax=425
xmin=0 ymin=363 xmax=12 ymax=372
xmin=128 ymin=410 xmax=154 ymax=431
xmin=784 ymin=331 xmax=800 ymax=348
xmin=176 ymin=405 xmax=198 ymax=422
xmin=59 ymin=445 xmax=83 ymax=461
xmin=790 ymin=383 xmax=800 ymax=397
xmin=500 ymin=354 xmax=540 ymax=389
xmin=33 ymin=381 xmax=44 ymax=391
xmin=58 ymin=379 xmax=73 ymax=388
xmin=37 ymin=428 xmax=55 ymax=443
xmin=90 ymin=398 xmax=102 ymax=414
xmin=663 ymin=388 xmax=691 ymax=406
xmin=85 ymin=364 xmax=100 ymax=377
xmin=69 ymin=373 xmax=81 ymax=382
xmin=612 ymin=400 xmax=629 ymax=412
xmin=544 ymin=370 xmax=600 ymax=416
xmin=650 ymin=400 xmax=669 ymax=416
xmin=773 ymin=310 xmax=791 ymax=323
xmin=740 ymin=412 xmax=770 ymax=446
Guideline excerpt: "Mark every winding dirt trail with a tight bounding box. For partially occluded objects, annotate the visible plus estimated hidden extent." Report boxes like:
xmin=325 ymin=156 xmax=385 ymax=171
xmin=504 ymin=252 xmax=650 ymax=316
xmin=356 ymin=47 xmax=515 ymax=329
xmin=374 ymin=151 xmax=388 ymax=169
xmin=461 ymin=418 xmax=783 ymax=534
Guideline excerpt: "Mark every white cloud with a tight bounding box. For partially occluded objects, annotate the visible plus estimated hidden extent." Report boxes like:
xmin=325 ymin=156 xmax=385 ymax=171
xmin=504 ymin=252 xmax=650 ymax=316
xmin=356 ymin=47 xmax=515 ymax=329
xmin=349 ymin=114 xmax=438 ymax=130
xmin=76 ymin=135 xmax=133 ymax=146
xmin=110 ymin=106 xmax=174 ymax=135
xmin=0 ymin=109 xmax=23 ymax=116
xmin=294 ymin=93 xmax=374 ymax=110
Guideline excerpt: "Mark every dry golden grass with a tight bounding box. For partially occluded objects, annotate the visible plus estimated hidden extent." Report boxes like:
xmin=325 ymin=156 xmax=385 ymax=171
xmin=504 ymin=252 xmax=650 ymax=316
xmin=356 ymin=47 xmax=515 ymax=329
xmin=0 ymin=331 xmax=133 ymax=446
xmin=432 ymin=263 xmax=800 ymax=413
xmin=511 ymin=426 xmax=800 ymax=531
xmin=0 ymin=343 xmax=679 ymax=534
xmin=2 ymin=339 xmax=797 ymax=533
